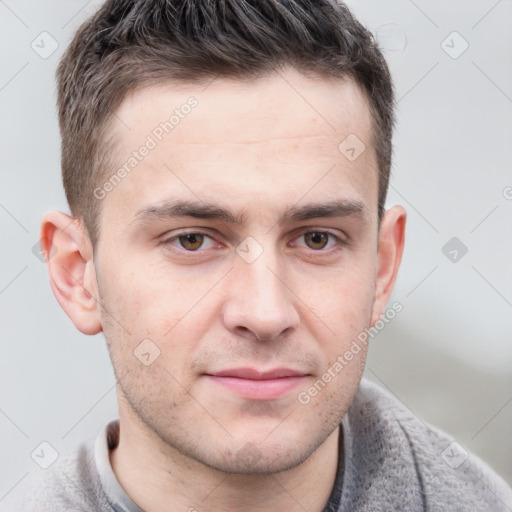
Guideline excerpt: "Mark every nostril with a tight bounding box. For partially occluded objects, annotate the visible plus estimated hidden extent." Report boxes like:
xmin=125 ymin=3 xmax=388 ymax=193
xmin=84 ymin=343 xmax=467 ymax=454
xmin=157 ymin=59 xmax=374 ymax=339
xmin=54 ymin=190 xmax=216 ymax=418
xmin=233 ymin=324 xmax=295 ymax=342
xmin=234 ymin=325 xmax=256 ymax=339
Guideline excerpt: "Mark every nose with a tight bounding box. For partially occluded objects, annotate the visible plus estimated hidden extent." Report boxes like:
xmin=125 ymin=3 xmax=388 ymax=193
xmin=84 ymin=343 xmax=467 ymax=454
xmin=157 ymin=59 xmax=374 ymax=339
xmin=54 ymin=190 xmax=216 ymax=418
xmin=221 ymin=250 xmax=300 ymax=342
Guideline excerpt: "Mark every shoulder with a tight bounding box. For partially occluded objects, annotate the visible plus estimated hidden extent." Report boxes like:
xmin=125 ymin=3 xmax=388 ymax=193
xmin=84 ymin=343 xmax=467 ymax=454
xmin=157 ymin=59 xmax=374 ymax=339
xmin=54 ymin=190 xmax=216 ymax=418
xmin=14 ymin=437 xmax=112 ymax=512
xmin=350 ymin=379 xmax=512 ymax=511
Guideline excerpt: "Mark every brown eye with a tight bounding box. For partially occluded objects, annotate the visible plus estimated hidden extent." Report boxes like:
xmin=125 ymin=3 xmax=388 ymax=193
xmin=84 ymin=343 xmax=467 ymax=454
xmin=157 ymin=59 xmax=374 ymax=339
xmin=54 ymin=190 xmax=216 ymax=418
xmin=304 ymin=232 xmax=329 ymax=250
xmin=178 ymin=233 xmax=204 ymax=250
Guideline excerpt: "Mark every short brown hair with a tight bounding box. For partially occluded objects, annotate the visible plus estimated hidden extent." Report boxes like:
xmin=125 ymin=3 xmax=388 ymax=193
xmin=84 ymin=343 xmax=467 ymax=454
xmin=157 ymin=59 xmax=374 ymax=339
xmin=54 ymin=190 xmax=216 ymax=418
xmin=57 ymin=0 xmax=394 ymax=247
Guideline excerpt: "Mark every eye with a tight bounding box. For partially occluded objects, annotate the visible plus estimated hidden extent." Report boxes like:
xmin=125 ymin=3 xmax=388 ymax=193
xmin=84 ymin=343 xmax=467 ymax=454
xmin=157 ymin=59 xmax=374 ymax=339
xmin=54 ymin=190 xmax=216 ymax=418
xmin=295 ymin=231 xmax=341 ymax=251
xmin=165 ymin=232 xmax=218 ymax=251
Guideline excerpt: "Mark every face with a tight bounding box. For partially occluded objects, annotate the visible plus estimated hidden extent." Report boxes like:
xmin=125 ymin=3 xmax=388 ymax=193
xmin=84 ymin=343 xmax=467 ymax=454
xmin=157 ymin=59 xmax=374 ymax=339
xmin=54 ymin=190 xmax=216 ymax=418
xmin=89 ymin=69 xmax=386 ymax=473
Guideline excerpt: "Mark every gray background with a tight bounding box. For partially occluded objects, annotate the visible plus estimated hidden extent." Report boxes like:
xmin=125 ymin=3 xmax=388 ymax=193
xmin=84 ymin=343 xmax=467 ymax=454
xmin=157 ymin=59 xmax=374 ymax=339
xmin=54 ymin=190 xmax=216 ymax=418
xmin=1 ymin=0 xmax=511 ymax=507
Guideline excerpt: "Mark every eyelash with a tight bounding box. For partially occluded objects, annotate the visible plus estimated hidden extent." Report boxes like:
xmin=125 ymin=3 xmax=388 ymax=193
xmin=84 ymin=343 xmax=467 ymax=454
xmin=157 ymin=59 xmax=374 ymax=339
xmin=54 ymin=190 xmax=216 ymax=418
xmin=161 ymin=229 xmax=347 ymax=257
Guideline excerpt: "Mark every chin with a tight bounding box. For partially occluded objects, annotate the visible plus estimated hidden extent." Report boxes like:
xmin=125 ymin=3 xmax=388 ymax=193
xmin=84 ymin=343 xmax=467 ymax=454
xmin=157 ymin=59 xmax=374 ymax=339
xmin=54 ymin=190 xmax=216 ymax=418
xmin=199 ymin=442 xmax=315 ymax=475
xmin=191 ymin=422 xmax=334 ymax=476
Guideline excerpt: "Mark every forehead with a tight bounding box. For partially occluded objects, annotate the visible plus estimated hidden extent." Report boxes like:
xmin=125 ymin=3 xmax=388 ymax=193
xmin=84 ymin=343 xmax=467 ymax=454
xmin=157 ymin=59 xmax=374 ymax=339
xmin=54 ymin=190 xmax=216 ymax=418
xmin=114 ymin=70 xmax=372 ymax=148
xmin=100 ymin=68 xmax=377 ymax=227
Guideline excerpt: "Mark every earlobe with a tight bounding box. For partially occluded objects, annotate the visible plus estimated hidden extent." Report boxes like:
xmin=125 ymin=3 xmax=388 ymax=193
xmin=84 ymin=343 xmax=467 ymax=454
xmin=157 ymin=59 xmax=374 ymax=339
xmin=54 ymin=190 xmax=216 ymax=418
xmin=370 ymin=205 xmax=406 ymax=326
xmin=41 ymin=211 xmax=103 ymax=335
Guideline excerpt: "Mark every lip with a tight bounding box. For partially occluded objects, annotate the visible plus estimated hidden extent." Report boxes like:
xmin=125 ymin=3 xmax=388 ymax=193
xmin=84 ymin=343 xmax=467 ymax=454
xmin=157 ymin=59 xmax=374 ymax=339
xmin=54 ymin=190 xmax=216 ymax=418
xmin=204 ymin=368 xmax=308 ymax=400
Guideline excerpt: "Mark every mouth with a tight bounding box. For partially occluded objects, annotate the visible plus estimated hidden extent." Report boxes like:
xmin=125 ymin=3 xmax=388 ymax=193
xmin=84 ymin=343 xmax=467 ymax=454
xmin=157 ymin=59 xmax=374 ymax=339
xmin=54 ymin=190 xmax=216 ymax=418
xmin=204 ymin=368 xmax=309 ymax=400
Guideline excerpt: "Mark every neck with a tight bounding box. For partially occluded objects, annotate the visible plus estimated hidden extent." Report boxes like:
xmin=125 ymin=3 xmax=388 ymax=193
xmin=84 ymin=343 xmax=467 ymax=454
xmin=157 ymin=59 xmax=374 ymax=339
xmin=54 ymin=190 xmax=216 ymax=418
xmin=110 ymin=417 xmax=341 ymax=512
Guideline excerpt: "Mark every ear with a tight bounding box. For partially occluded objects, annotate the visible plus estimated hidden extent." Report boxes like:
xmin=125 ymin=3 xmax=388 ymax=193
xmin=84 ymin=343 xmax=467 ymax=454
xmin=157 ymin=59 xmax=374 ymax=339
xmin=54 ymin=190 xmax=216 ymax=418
xmin=40 ymin=211 xmax=102 ymax=335
xmin=370 ymin=205 xmax=406 ymax=326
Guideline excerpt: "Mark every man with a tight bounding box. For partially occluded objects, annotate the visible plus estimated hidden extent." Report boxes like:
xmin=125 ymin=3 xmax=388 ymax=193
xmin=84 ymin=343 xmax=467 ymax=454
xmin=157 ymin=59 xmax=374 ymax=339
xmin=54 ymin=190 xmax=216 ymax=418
xmin=19 ymin=0 xmax=512 ymax=510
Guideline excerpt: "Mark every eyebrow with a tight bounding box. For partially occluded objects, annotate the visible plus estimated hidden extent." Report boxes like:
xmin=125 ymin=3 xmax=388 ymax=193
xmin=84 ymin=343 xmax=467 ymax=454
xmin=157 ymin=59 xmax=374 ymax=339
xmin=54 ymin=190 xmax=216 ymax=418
xmin=131 ymin=198 xmax=367 ymax=226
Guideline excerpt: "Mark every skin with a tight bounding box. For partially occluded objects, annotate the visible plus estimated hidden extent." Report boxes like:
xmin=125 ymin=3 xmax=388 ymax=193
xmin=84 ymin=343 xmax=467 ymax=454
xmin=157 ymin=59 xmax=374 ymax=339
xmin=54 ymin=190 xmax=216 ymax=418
xmin=42 ymin=68 xmax=406 ymax=511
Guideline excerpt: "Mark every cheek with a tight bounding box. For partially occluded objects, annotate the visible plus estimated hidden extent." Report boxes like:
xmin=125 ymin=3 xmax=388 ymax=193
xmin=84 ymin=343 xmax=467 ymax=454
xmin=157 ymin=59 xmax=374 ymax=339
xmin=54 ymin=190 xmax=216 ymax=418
xmin=297 ymin=257 xmax=376 ymax=362
xmin=98 ymin=259 xmax=220 ymax=371
xmin=100 ymin=258 xmax=189 ymax=332
xmin=304 ymin=257 xmax=375 ymax=321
